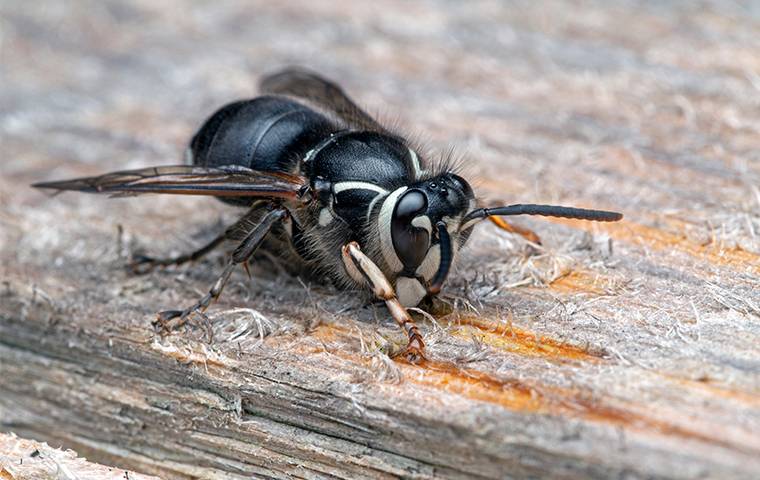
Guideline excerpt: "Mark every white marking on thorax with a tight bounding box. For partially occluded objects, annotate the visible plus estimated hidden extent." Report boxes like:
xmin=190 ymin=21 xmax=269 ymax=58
xmin=303 ymin=148 xmax=317 ymax=163
xmin=331 ymin=182 xmax=389 ymax=223
xmin=408 ymin=148 xmax=425 ymax=179
xmin=332 ymin=182 xmax=388 ymax=195
xmin=396 ymin=276 xmax=427 ymax=307
xmin=378 ymin=186 xmax=408 ymax=273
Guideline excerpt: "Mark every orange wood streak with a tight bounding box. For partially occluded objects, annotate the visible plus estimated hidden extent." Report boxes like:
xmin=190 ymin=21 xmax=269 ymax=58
xmin=399 ymin=359 xmax=747 ymax=449
xmin=552 ymin=218 xmax=760 ymax=275
xmin=403 ymin=358 xmax=548 ymax=412
xmin=656 ymin=372 xmax=760 ymax=406
xmin=548 ymin=270 xmax=606 ymax=294
xmin=304 ymin=324 xmax=753 ymax=449
xmin=447 ymin=316 xmax=599 ymax=361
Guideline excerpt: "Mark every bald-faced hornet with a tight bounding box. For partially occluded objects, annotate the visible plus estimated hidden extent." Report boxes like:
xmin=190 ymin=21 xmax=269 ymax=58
xmin=34 ymin=68 xmax=622 ymax=362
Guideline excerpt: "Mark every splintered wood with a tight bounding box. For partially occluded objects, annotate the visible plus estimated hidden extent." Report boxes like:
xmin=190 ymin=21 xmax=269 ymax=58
xmin=0 ymin=433 xmax=158 ymax=480
xmin=1 ymin=1 xmax=758 ymax=479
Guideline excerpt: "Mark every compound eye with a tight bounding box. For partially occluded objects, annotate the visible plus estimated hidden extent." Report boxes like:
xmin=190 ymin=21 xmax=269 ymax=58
xmin=391 ymin=189 xmax=430 ymax=270
xmin=447 ymin=173 xmax=473 ymax=197
xmin=395 ymin=189 xmax=427 ymax=220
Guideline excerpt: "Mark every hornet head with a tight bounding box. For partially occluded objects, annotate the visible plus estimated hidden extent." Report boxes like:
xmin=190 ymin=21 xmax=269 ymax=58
xmin=378 ymin=171 xmax=622 ymax=307
xmin=380 ymin=172 xmax=476 ymax=307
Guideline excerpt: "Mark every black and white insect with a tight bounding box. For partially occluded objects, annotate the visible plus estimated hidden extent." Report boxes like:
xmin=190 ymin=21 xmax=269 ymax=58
xmin=34 ymin=68 xmax=622 ymax=362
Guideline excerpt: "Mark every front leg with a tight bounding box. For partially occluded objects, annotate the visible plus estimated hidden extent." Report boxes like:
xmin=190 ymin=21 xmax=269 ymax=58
xmin=155 ymin=206 xmax=288 ymax=332
xmin=341 ymin=241 xmax=425 ymax=363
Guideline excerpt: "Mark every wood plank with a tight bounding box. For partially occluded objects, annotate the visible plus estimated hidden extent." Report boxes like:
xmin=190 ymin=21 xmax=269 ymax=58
xmin=1 ymin=1 xmax=759 ymax=479
xmin=0 ymin=432 xmax=159 ymax=480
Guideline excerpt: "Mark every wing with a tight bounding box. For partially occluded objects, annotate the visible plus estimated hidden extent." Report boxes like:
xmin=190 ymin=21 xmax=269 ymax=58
xmin=260 ymin=67 xmax=390 ymax=134
xmin=33 ymin=165 xmax=308 ymax=201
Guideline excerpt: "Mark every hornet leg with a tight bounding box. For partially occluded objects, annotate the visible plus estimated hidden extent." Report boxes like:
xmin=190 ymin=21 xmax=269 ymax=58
xmin=130 ymin=203 xmax=269 ymax=274
xmin=341 ymin=241 xmax=425 ymax=363
xmin=489 ymin=216 xmax=542 ymax=244
xmin=130 ymin=231 xmax=227 ymax=274
xmin=155 ymin=206 xmax=287 ymax=332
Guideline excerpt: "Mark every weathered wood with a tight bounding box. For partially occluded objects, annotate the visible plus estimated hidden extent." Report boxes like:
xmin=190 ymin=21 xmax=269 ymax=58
xmin=1 ymin=1 xmax=759 ymax=479
xmin=0 ymin=432 xmax=159 ymax=480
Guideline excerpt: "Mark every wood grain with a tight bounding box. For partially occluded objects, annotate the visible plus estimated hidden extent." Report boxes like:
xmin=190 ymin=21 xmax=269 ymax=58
xmin=1 ymin=1 xmax=759 ymax=479
xmin=0 ymin=432 xmax=159 ymax=480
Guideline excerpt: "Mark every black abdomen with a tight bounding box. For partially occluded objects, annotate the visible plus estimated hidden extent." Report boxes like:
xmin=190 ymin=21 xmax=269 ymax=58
xmin=190 ymin=96 xmax=336 ymax=205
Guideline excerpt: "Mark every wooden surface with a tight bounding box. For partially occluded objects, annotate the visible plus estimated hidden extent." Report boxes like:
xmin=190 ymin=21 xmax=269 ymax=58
xmin=1 ymin=1 xmax=759 ymax=479
xmin=0 ymin=432 xmax=159 ymax=480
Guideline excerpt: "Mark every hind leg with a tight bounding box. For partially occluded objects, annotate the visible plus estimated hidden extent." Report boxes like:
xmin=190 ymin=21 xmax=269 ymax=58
xmin=154 ymin=206 xmax=288 ymax=332
xmin=130 ymin=231 xmax=227 ymax=274
xmin=130 ymin=202 xmax=269 ymax=274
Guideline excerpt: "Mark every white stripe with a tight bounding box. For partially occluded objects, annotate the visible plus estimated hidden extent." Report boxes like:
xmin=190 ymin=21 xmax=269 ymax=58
xmin=459 ymin=217 xmax=482 ymax=232
xmin=396 ymin=276 xmax=428 ymax=307
xmin=366 ymin=192 xmax=388 ymax=221
xmin=408 ymin=148 xmax=423 ymax=179
xmin=333 ymin=181 xmax=388 ymax=195
xmin=411 ymin=215 xmax=432 ymax=234
xmin=303 ymin=148 xmax=317 ymax=163
xmin=458 ymin=200 xmax=480 ymax=231
xmin=378 ymin=186 xmax=408 ymax=273
xmin=416 ymin=244 xmax=440 ymax=281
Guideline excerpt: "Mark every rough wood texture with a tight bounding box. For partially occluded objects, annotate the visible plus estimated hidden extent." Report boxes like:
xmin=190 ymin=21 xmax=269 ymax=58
xmin=0 ymin=432 xmax=159 ymax=480
xmin=1 ymin=1 xmax=759 ymax=479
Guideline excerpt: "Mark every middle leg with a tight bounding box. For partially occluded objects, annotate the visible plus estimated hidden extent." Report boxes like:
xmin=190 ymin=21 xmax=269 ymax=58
xmin=130 ymin=230 xmax=227 ymax=274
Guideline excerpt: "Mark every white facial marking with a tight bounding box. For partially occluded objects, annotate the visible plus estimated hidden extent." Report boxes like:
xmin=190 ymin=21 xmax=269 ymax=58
xmin=415 ymin=244 xmax=440 ymax=281
xmin=411 ymin=215 xmax=432 ymax=234
xmin=332 ymin=181 xmax=388 ymax=195
xmin=396 ymin=276 xmax=428 ymax=307
xmin=318 ymin=208 xmax=333 ymax=226
xmin=378 ymin=187 xmax=408 ymax=273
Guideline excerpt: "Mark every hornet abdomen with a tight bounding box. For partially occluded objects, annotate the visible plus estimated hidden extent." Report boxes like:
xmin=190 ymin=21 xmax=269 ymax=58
xmin=190 ymin=96 xmax=336 ymax=205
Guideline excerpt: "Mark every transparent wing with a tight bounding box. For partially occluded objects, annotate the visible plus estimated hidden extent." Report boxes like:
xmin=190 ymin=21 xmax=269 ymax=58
xmin=260 ymin=67 xmax=389 ymax=134
xmin=33 ymin=165 xmax=308 ymax=201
